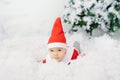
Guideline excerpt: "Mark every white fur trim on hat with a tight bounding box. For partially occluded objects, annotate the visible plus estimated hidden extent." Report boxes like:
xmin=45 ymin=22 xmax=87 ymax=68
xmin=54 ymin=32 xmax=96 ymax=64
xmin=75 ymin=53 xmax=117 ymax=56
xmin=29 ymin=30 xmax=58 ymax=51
xmin=48 ymin=42 xmax=67 ymax=49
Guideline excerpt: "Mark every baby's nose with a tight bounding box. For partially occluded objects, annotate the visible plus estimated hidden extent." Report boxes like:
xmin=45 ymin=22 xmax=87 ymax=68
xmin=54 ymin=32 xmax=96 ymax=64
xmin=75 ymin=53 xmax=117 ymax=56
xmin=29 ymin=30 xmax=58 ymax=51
xmin=54 ymin=52 xmax=58 ymax=56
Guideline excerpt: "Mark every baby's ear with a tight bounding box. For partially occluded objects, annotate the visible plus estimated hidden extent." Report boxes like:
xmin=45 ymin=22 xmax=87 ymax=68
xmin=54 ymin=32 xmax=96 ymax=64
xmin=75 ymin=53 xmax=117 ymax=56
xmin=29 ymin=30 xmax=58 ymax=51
xmin=80 ymin=53 xmax=86 ymax=57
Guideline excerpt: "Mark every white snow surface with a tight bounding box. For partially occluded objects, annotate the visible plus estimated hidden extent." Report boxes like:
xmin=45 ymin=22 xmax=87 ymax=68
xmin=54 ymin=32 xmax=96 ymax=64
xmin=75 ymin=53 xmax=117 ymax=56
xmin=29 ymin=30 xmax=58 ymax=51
xmin=0 ymin=33 xmax=120 ymax=80
xmin=0 ymin=0 xmax=120 ymax=80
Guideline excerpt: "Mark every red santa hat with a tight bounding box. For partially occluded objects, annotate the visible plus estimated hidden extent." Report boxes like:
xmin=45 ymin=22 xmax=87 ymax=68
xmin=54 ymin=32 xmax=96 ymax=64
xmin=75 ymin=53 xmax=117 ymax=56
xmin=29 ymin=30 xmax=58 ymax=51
xmin=48 ymin=17 xmax=67 ymax=49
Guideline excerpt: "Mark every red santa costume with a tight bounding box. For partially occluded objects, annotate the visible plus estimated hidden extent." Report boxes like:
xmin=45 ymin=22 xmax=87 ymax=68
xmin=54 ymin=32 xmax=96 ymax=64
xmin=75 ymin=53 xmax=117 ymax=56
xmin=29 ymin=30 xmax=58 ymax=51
xmin=42 ymin=17 xmax=79 ymax=64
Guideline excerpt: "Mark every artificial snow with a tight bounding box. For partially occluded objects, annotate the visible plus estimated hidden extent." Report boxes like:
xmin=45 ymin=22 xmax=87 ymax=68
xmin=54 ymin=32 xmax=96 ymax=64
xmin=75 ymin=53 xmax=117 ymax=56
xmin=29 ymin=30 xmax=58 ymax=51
xmin=0 ymin=33 xmax=120 ymax=80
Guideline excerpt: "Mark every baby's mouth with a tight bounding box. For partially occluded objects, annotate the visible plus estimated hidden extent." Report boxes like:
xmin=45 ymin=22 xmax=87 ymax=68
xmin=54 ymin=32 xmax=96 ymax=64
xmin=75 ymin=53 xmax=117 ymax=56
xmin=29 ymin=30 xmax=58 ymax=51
xmin=54 ymin=57 xmax=60 ymax=61
xmin=54 ymin=57 xmax=59 ymax=60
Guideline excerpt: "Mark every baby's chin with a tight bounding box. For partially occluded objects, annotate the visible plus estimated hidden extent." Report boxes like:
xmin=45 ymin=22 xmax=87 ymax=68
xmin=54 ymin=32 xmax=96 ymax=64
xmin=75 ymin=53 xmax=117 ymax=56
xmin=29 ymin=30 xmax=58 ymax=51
xmin=55 ymin=59 xmax=62 ymax=62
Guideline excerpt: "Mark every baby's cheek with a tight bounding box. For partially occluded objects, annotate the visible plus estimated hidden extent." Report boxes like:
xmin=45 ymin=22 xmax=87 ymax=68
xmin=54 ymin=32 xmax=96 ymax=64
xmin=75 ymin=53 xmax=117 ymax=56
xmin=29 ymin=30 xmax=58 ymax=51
xmin=60 ymin=55 xmax=65 ymax=59
xmin=50 ymin=53 xmax=53 ymax=57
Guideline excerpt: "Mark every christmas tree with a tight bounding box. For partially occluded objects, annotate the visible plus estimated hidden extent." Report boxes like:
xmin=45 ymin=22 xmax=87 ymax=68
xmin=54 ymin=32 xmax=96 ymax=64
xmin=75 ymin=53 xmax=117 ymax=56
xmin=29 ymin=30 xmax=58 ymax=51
xmin=63 ymin=0 xmax=120 ymax=35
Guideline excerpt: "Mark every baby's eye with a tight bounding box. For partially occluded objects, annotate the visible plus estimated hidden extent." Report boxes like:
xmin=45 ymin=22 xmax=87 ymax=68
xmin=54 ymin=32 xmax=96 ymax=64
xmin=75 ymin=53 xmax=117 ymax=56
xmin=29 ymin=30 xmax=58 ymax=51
xmin=50 ymin=50 xmax=54 ymax=52
xmin=58 ymin=49 xmax=62 ymax=51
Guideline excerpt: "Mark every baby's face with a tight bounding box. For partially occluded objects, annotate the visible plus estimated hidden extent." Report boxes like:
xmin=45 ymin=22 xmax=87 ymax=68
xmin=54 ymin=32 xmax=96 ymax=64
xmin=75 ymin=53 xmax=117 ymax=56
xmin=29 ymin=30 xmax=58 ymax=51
xmin=49 ymin=47 xmax=67 ymax=62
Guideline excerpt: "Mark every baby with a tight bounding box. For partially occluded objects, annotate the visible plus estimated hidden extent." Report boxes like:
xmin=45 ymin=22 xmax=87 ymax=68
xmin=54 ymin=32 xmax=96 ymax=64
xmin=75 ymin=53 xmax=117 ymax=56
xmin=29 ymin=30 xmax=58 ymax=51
xmin=42 ymin=17 xmax=83 ymax=64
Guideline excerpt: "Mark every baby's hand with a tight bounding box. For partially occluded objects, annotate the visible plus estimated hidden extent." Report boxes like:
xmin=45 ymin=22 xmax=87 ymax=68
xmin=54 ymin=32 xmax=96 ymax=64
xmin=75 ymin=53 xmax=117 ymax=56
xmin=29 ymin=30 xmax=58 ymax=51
xmin=36 ymin=59 xmax=46 ymax=64
xmin=80 ymin=53 xmax=86 ymax=57
xmin=36 ymin=60 xmax=41 ymax=63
